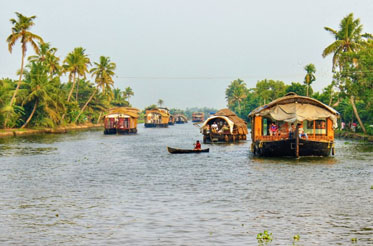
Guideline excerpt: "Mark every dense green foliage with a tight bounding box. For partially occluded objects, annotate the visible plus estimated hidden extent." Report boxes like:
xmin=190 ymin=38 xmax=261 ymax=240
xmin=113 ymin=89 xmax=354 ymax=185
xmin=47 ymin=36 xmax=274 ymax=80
xmin=226 ymin=13 xmax=373 ymax=134
xmin=0 ymin=12 xmax=133 ymax=129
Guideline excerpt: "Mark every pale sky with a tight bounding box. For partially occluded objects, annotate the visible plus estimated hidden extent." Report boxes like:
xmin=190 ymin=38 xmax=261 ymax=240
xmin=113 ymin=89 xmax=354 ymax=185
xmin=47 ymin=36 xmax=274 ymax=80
xmin=1 ymin=0 xmax=373 ymax=110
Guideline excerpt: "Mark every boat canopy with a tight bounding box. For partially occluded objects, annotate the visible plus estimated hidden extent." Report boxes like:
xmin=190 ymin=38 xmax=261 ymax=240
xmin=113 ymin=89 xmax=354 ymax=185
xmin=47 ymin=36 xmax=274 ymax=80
xmin=248 ymin=93 xmax=339 ymax=128
xmin=146 ymin=108 xmax=169 ymax=117
xmin=105 ymin=107 xmax=140 ymax=118
xmin=201 ymin=116 xmax=235 ymax=134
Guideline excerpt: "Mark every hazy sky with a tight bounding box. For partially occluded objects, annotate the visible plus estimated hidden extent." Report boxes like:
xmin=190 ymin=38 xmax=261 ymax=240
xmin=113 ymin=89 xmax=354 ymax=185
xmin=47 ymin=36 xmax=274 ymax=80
xmin=1 ymin=0 xmax=373 ymax=110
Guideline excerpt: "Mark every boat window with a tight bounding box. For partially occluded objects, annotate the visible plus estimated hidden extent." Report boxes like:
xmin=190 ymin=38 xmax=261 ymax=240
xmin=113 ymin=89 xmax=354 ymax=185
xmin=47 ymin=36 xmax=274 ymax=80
xmin=315 ymin=119 xmax=326 ymax=135
xmin=262 ymin=118 xmax=268 ymax=136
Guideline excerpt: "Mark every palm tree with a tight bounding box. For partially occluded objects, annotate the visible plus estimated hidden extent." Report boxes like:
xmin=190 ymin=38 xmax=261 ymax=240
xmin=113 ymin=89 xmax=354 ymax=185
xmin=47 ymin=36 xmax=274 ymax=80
xmin=28 ymin=42 xmax=61 ymax=78
xmin=304 ymin=64 xmax=316 ymax=97
xmin=228 ymin=86 xmax=247 ymax=115
xmin=226 ymin=78 xmax=247 ymax=114
xmin=20 ymin=62 xmax=59 ymax=128
xmin=158 ymin=99 xmax=164 ymax=107
xmin=322 ymin=13 xmax=368 ymax=133
xmin=5 ymin=12 xmax=43 ymax=127
xmin=124 ymin=87 xmax=134 ymax=104
xmin=63 ymin=47 xmax=90 ymax=102
xmin=74 ymin=56 xmax=116 ymax=123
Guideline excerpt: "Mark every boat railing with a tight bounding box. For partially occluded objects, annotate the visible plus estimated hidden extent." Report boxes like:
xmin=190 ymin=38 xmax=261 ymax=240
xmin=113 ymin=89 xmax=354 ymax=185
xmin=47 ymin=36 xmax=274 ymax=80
xmin=257 ymin=135 xmax=333 ymax=142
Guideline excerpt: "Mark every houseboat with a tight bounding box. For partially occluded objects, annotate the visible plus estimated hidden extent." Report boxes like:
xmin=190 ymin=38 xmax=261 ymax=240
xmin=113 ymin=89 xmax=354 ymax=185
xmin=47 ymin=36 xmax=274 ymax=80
xmin=103 ymin=107 xmax=140 ymax=134
xmin=144 ymin=108 xmax=170 ymax=127
xmin=192 ymin=112 xmax=205 ymax=122
xmin=200 ymin=108 xmax=248 ymax=143
xmin=174 ymin=114 xmax=188 ymax=124
xmin=168 ymin=115 xmax=175 ymax=125
xmin=248 ymin=92 xmax=339 ymax=157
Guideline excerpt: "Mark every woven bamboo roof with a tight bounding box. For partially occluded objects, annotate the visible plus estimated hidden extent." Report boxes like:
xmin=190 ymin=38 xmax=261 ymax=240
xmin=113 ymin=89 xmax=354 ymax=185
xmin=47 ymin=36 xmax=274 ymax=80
xmin=248 ymin=93 xmax=339 ymax=117
xmin=145 ymin=108 xmax=170 ymax=117
xmin=213 ymin=108 xmax=248 ymax=134
xmin=174 ymin=114 xmax=188 ymax=121
xmin=106 ymin=107 xmax=140 ymax=118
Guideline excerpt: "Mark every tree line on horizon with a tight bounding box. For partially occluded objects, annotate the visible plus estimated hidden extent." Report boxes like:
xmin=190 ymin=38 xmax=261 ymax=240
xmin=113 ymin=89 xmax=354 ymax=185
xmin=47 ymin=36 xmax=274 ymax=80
xmin=226 ymin=13 xmax=373 ymax=135
xmin=0 ymin=12 xmax=135 ymax=129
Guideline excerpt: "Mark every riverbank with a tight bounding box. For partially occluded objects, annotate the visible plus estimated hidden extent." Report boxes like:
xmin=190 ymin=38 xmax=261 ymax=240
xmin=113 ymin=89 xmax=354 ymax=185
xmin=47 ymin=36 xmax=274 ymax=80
xmin=0 ymin=123 xmax=103 ymax=138
xmin=335 ymin=130 xmax=373 ymax=142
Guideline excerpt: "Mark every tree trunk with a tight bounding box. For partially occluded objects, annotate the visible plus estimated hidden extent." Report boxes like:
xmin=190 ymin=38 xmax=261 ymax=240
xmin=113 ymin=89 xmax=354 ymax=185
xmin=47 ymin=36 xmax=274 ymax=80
xmin=4 ymin=50 xmax=26 ymax=128
xmin=350 ymin=95 xmax=366 ymax=133
xmin=306 ymin=84 xmax=309 ymax=97
xmin=67 ymin=72 xmax=76 ymax=102
xmin=74 ymin=88 xmax=97 ymax=123
xmin=75 ymin=76 xmax=79 ymax=102
xmin=61 ymin=72 xmax=76 ymax=123
xmin=21 ymin=99 xmax=38 ymax=129
xmin=97 ymin=112 xmax=102 ymax=124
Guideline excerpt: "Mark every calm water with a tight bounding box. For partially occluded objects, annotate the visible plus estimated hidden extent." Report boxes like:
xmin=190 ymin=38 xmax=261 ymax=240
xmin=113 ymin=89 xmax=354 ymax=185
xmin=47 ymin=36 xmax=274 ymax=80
xmin=0 ymin=123 xmax=372 ymax=245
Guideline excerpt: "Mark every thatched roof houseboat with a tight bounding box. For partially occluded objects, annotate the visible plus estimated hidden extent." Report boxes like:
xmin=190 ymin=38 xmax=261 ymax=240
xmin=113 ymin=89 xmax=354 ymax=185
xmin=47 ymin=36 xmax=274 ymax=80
xmin=168 ymin=115 xmax=175 ymax=125
xmin=200 ymin=108 xmax=248 ymax=143
xmin=145 ymin=108 xmax=170 ymax=127
xmin=103 ymin=107 xmax=140 ymax=134
xmin=174 ymin=114 xmax=188 ymax=124
xmin=248 ymin=93 xmax=339 ymax=157
xmin=192 ymin=112 xmax=205 ymax=122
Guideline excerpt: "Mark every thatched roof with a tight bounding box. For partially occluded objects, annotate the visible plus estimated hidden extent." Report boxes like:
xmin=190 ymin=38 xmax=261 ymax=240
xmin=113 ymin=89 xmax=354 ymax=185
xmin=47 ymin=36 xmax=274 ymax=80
xmin=202 ymin=108 xmax=248 ymax=134
xmin=105 ymin=107 xmax=140 ymax=118
xmin=145 ymin=108 xmax=170 ymax=117
xmin=174 ymin=114 xmax=188 ymax=121
xmin=215 ymin=108 xmax=247 ymax=129
xmin=248 ymin=93 xmax=340 ymax=128
xmin=248 ymin=93 xmax=339 ymax=117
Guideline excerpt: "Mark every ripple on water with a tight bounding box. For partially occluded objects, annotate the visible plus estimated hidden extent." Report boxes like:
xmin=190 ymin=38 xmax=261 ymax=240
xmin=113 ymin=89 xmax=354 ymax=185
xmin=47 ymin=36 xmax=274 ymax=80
xmin=0 ymin=125 xmax=372 ymax=245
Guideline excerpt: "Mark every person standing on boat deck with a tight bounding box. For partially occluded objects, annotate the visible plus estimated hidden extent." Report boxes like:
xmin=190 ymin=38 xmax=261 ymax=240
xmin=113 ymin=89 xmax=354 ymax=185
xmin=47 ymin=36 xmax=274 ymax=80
xmin=194 ymin=140 xmax=201 ymax=150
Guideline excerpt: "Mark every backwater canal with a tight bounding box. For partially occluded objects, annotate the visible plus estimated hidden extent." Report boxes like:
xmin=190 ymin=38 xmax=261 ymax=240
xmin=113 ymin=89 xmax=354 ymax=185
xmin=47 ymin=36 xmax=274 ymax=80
xmin=0 ymin=123 xmax=372 ymax=245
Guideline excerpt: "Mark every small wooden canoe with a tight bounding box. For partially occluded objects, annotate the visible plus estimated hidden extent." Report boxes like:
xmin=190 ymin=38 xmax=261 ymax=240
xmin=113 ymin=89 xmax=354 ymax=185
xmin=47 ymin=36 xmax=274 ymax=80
xmin=167 ymin=146 xmax=209 ymax=154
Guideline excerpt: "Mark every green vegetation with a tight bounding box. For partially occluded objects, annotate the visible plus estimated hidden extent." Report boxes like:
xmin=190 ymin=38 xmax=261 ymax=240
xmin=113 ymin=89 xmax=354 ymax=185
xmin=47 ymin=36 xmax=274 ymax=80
xmin=256 ymin=230 xmax=273 ymax=244
xmin=1 ymin=12 xmax=133 ymax=129
xmin=226 ymin=13 xmax=373 ymax=134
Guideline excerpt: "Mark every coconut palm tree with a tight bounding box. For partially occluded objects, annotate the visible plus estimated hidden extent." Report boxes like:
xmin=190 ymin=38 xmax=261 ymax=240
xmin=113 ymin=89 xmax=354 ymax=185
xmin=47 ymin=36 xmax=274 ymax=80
xmin=304 ymin=64 xmax=316 ymax=97
xmin=5 ymin=12 xmax=43 ymax=127
xmin=228 ymin=86 xmax=247 ymax=115
xmin=63 ymin=47 xmax=90 ymax=102
xmin=28 ymin=42 xmax=61 ymax=78
xmin=322 ymin=13 xmax=368 ymax=133
xmin=20 ymin=62 xmax=60 ymax=128
xmin=124 ymin=87 xmax=134 ymax=104
xmin=74 ymin=56 xmax=116 ymax=123
xmin=158 ymin=99 xmax=164 ymax=107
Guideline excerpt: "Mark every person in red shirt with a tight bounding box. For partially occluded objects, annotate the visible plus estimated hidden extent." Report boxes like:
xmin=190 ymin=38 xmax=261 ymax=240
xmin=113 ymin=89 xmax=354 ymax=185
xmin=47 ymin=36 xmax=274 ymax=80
xmin=194 ymin=140 xmax=201 ymax=150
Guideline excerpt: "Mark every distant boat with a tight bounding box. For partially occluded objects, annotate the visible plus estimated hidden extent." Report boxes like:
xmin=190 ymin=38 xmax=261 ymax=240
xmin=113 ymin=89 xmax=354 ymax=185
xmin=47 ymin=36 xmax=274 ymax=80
xmin=168 ymin=115 xmax=175 ymax=125
xmin=103 ymin=107 xmax=140 ymax=134
xmin=174 ymin=114 xmax=188 ymax=124
xmin=144 ymin=107 xmax=170 ymax=128
xmin=248 ymin=92 xmax=339 ymax=157
xmin=200 ymin=109 xmax=248 ymax=143
xmin=192 ymin=112 xmax=205 ymax=122
xmin=167 ymin=146 xmax=209 ymax=154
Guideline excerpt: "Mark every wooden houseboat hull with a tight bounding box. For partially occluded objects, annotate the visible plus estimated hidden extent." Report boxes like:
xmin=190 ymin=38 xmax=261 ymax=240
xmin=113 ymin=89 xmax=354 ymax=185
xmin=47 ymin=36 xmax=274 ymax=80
xmin=144 ymin=123 xmax=168 ymax=128
xmin=252 ymin=139 xmax=333 ymax=157
xmin=203 ymin=133 xmax=247 ymax=143
xmin=104 ymin=128 xmax=117 ymax=135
